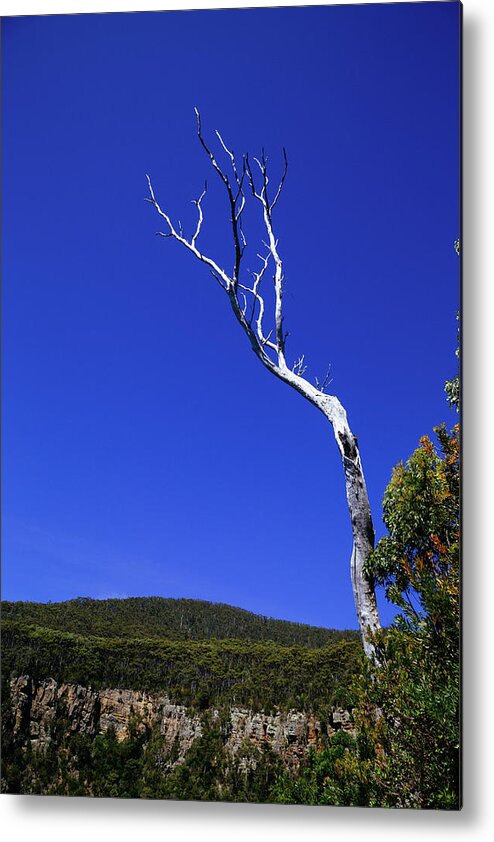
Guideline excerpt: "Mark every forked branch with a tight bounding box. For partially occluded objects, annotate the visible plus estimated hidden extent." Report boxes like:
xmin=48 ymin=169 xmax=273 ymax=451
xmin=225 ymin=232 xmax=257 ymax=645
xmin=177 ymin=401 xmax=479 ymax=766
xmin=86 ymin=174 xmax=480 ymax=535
xmin=146 ymin=110 xmax=299 ymax=386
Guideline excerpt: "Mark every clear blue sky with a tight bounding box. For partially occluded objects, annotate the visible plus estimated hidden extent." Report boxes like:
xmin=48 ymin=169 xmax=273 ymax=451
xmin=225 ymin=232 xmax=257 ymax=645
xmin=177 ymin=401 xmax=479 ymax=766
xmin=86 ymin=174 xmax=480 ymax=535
xmin=2 ymin=2 xmax=460 ymax=629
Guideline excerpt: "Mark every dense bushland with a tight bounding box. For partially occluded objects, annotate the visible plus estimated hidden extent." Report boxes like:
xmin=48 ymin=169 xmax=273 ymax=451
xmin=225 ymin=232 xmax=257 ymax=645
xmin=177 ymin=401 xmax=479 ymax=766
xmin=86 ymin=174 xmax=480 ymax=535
xmin=1 ymin=620 xmax=359 ymax=713
xmin=1 ymin=597 xmax=357 ymax=648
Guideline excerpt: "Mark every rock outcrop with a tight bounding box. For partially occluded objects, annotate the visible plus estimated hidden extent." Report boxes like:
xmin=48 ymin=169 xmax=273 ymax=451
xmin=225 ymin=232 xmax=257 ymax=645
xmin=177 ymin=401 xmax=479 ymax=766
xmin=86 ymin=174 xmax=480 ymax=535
xmin=9 ymin=675 xmax=353 ymax=769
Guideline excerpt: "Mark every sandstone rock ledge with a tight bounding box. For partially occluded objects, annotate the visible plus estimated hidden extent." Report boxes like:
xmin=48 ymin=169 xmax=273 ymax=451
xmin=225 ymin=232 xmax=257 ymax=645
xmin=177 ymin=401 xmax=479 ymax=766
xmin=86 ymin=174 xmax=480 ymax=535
xmin=10 ymin=675 xmax=353 ymax=769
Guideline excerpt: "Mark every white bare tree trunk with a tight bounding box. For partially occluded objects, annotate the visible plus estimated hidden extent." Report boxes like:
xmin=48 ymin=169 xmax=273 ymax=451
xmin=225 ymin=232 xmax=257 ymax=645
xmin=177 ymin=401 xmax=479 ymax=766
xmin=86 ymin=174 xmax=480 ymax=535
xmin=322 ymin=397 xmax=380 ymax=658
xmin=146 ymin=112 xmax=381 ymax=658
xmin=265 ymin=368 xmax=381 ymax=657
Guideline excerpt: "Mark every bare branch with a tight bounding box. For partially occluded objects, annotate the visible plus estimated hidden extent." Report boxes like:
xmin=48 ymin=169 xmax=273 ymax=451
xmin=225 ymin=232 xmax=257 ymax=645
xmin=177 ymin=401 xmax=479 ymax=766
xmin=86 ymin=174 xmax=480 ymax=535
xmin=245 ymin=155 xmax=263 ymax=201
xmin=252 ymin=253 xmax=270 ymax=291
xmin=195 ymin=108 xmax=230 ymax=189
xmin=195 ymin=109 xmax=246 ymax=285
xmin=270 ymin=147 xmax=288 ymax=212
xmin=146 ymin=174 xmax=177 ymax=236
xmin=239 ymin=290 xmax=248 ymax=318
xmin=292 ymin=354 xmax=307 ymax=377
xmin=215 ymin=128 xmax=234 ymax=162
xmin=246 ymin=148 xmax=289 ymax=368
xmin=239 ymin=219 xmax=247 ymax=249
xmin=235 ymin=191 xmax=246 ymax=222
xmin=147 ymin=169 xmax=278 ymax=374
xmin=236 ymin=279 xmax=276 ymax=354
xmin=209 ymin=268 xmax=227 ymax=291
xmin=315 ymin=365 xmax=333 ymax=393
xmin=262 ymin=329 xmax=274 ymax=347
xmin=146 ymin=174 xmax=231 ymax=292
xmin=149 ymin=125 xmax=308 ymax=389
xmin=215 ymin=128 xmax=243 ymax=192
xmin=191 ymin=181 xmax=207 ymax=247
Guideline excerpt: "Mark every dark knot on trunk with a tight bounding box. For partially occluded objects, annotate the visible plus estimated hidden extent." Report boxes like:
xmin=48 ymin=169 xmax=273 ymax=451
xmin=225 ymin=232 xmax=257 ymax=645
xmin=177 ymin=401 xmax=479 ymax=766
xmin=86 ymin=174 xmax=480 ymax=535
xmin=338 ymin=430 xmax=358 ymax=461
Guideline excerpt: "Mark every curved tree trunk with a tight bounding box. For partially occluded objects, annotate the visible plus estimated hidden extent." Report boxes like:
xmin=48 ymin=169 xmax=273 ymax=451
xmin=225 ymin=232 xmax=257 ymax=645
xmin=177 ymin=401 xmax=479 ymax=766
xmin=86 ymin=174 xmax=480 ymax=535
xmin=323 ymin=397 xmax=381 ymax=658
xmin=261 ymin=369 xmax=381 ymax=656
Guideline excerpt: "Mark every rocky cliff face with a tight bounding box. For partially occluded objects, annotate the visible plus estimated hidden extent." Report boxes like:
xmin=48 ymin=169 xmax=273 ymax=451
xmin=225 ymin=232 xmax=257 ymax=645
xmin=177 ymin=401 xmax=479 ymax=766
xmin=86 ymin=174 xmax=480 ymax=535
xmin=10 ymin=676 xmax=353 ymax=770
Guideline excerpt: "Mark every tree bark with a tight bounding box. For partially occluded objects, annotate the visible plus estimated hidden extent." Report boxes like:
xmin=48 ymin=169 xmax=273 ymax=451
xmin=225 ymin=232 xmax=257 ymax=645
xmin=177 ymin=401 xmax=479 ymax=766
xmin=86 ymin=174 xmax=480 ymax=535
xmin=321 ymin=396 xmax=381 ymax=658
xmin=268 ymin=370 xmax=381 ymax=658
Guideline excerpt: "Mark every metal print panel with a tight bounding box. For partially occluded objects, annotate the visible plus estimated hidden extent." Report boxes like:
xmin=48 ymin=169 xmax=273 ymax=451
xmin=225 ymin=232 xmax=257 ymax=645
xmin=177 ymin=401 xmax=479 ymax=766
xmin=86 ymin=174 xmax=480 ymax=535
xmin=1 ymin=1 xmax=461 ymax=808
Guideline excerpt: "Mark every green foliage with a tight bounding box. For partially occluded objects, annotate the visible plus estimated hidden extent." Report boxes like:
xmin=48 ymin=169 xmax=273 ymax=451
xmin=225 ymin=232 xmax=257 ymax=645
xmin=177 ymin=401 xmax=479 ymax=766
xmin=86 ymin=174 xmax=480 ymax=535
xmin=1 ymin=596 xmax=356 ymax=648
xmin=1 ymin=597 xmax=362 ymax=800
xmin=355 ymin=421 xmax=460 ymax=808
xmin=157 ymin=719 xmax=228 ymax=801
xmin=1 ymin=622 xmax=360 ymax=714
xmin=223 ymin=741 xmax=284 ymax=803
xmin=271 ymin=731 xmax=376 ymax=806
xmin=350 ymin=629 xmax=460 ymax=808
xmin=1 ymin=694 xmax=283 ymax=802
xmin=365 ymin=424 xmax=459 ymax=627
xmin=445 ymin=312 xmax=460 ymax=412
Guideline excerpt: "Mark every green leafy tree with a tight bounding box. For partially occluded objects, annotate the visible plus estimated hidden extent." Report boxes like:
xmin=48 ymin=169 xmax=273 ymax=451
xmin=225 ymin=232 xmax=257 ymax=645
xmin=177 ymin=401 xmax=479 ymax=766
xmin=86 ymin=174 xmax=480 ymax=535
xmin=271 ymin=731 xmax=376 ymax=807
xmin=366 ymin=423 xmax=459 ymax=636
xmin=355 ymin=421 xmax=460 ymax=808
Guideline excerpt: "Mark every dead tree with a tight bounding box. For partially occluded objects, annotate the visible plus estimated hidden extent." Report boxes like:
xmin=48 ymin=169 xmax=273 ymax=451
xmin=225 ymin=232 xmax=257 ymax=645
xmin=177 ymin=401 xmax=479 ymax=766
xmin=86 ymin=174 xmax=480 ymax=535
xmin=147 ymin=111 xmax=381 ymax=658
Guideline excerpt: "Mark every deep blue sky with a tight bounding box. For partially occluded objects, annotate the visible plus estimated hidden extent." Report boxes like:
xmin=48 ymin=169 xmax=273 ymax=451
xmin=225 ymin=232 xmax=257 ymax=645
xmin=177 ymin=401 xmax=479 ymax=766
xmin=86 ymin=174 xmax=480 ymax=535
xmin=2 ymin=2 xmax=460 ymax=629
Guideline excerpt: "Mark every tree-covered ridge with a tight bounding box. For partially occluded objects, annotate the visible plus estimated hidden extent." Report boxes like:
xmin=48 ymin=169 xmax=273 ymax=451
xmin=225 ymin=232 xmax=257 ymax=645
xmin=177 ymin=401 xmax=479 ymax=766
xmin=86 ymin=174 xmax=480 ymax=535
xmin=1 ymin=596 xmax=357 ymax=648
xmin=1 ymin=621 xmax=360 ymax=713
xmin=1 ymin=599 xmax=363 ymax=797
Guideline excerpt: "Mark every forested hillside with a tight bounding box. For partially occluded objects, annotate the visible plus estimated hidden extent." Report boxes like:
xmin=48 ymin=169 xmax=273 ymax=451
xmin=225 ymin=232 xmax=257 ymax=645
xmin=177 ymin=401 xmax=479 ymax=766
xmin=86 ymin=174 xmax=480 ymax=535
xmin=1 ymin=623 xmax=359 ymax=713
xmin=1 ymin=598 xmax=362 ymax=800
xmin=1 ymin=597 xmax=357 ymax=648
